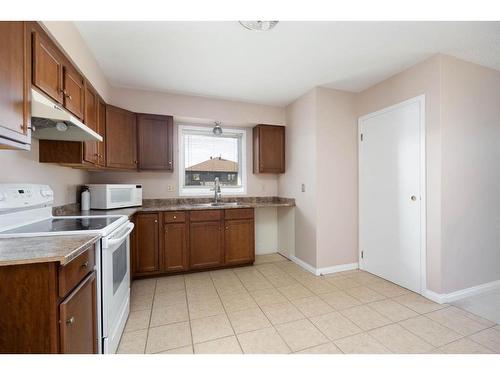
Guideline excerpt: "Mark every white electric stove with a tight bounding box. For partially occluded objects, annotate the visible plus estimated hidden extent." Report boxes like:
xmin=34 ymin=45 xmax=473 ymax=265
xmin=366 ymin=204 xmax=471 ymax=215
xmin=0 ymin=183 xmax=133 ymax=354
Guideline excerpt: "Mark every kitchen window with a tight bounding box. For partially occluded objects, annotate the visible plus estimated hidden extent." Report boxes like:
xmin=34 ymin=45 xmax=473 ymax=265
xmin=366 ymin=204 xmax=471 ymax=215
xmin=178 ymin=125 xmax=246 ymax=196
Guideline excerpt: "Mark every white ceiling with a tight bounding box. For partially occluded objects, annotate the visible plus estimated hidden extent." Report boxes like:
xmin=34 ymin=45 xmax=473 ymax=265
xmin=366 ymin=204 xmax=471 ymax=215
xmin=75 ymin=21 xmax=500 ymax=106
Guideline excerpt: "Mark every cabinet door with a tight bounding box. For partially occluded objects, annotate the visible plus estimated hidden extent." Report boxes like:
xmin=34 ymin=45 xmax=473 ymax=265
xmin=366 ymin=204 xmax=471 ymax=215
xmin=164 ymin=223 xmax=188 ymax=272
xmin=83 ymin=83 xmax=99 ymax=164
xmin=134 ymin=213 xmax=160 ymax=274
xmin=189 ymin=221 xmax=223 ymax=270
xmin=106 ymin=105 xmax=137 ymax=169
xmin=32 ymin=29 xmax=64 ymax=104
xmin=224 ymin=219 xmax=255 ymax=265
xmin=137 ymin=114 xmax=173 ymax=170
xmin=96 ymin=99 xmax=106 ymax=166
xmin=59 ymin=272 xmax=97 ymax=354
xmin=63 ymin=66 xmax=85 ymax=119
xmin=0 ymin=21 xmax=30 ymax=144
xmin=254 ymin=125 xmax=285 ymax=173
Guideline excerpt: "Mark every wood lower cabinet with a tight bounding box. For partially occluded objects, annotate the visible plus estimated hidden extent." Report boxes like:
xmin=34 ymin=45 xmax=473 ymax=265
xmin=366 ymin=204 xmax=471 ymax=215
xmin=59 ymin=272 xmax=97 ymax=354
xmin=137 ymin=114 xmax=173 ymax=170
xmin=0 ymin=21 xmax=31 ymax=150
xmin=0 ymin=246 xmax=97 ymax=353
xmin=106 ymin=105 xmax=137 ymax=169
xmin=224 ymin=219 xmax=255 ymax=266
xmin=164 ymin=222 xmax=189 ymax=272
xmin=189 ymin=220 xmax=224 ymax=270
xmin=132 ymin=208 xmax=255 ymax=278
xmin=253 ymin=124 xmax=285 ymax=173
xmin=133 ymin=213 xmax=160 ymax=275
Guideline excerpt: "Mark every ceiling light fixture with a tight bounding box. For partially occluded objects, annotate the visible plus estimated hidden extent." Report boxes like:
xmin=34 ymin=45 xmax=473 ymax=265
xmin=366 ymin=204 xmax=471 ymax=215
xmin=239 ymin=21 xmax=279 ymax=32
xmin=213 ymin=121 xmax=223 ymax=136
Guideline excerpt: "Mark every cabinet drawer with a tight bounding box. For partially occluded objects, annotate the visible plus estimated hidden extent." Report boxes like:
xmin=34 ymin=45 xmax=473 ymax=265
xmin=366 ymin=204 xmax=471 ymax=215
xmin=189 ymin=210 xmax=222 ymax=222
xmin=225 ymin=208 xmax=254 ymax=220
xmin=59 ymin=246 xmax=95 ymax=298
xmin=164 ymin=211 xmax=186 ymax=223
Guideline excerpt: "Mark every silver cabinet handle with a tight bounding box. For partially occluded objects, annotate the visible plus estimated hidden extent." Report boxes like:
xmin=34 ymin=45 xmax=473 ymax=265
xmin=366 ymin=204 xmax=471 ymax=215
xmin=66 ymin=317 xmax=75 ymax=325
xmin=81 ymin=261 xmax=89 ymax=269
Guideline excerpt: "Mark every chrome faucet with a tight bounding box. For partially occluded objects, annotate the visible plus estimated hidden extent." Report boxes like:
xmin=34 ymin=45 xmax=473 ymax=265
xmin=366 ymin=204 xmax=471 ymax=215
xmin=213 ymin=177 xmax=222 ymax=204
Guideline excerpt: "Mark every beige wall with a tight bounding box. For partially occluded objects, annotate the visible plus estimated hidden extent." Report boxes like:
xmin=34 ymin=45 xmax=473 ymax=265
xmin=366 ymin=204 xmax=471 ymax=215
xmin=440 ymin=55 xmax=500 ymax=292
xmin=316 ymin=88 xmax=358 ymax=269
xmin=279 ymin=89 xmax=318 ymax=267
xmin=89 ymin=124 xmax=279 ymax=198
xmin=356 ymin=55 xmax=443 ymax=293
xmin=90 ymin=86 xmax=285 ymax=198
xmin=0 ymin=140 xmax=87 ymax=206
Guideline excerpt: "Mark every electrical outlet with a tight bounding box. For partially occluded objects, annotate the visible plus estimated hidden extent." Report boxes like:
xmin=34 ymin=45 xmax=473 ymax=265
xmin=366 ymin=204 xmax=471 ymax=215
xmin=301 ymin=183 xmax=306 ymax=192
xmin=167 ymin=185 xmax=175 ymax=192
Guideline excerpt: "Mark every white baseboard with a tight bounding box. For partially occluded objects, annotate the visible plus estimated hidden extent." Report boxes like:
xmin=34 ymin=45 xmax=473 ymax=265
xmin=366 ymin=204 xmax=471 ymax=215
xmin=289 ymin=255 xmax=359 ymax=277
xmin=289 ymin=255 xmax=318 ymax=275
xmin=423 ymin=279 xmax=500 ymax=304
xmin=318 ymin=263 xmax=359 ymax=276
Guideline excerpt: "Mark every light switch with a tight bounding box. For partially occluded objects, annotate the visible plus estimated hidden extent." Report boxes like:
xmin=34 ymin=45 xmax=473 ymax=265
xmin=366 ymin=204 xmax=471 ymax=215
xmin=301 ymin=183 xmax=306 ymax=192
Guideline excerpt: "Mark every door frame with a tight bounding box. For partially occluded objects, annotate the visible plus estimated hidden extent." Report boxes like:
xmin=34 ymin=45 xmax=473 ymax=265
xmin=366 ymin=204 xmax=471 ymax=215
xmin=357 ymin=95 xmax=427 ymax=294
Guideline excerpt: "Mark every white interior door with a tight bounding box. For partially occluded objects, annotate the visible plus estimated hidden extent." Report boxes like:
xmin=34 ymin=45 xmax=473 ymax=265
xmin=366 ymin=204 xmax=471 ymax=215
xmin=359 ymin=96 xmax=424 ymax=293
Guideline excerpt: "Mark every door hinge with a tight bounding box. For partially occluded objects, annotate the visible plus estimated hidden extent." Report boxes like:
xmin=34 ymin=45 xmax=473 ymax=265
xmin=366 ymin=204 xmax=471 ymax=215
xmin=360 ymin=133 xmax=364 ymax=141
xmin=361 ymin=251 xmax=364 ymax=259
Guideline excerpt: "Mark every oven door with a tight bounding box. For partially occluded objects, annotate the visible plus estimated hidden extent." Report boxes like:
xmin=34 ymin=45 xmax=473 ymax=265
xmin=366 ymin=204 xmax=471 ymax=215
xmin=101 ymin=221 xmax=134 ymax=354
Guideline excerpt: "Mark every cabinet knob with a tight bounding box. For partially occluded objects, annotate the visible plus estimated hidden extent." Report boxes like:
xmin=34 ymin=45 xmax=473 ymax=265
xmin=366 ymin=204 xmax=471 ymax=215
xmin=154 ymin=219 xmax=158 ymax=223
xmin=81 ymin=261 xmax=89 ymax=269
xmin=66 ymin=316 xmax=75 ymax=325
xmin=225 ymin=227 xmax=229 ymax=230
xmin=173 ymin=215 xmax=177 ymax=219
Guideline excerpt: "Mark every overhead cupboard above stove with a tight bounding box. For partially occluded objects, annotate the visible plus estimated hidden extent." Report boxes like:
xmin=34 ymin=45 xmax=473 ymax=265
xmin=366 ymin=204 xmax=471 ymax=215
xmin=0 ymin=183 xmax=133 ymax=354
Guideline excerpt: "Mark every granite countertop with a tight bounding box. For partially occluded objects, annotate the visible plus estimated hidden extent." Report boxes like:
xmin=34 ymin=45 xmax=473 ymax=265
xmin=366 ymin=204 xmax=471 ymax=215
xmin=0 ymin=234 xmax=101 ymax=266
xmin=53 ymin=197 xmax=295 ymax=217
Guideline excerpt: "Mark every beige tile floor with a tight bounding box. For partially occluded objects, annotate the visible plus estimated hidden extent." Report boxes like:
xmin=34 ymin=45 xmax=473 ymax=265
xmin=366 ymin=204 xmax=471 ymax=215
xmin=118 ymin=253 xmax=500 ymax=354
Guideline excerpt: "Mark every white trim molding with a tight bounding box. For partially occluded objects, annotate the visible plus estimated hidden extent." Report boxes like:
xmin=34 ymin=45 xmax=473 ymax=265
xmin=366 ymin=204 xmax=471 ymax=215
xmin=423 ymin=279 xmax=500 ymax=304
xmin=317 ymin=263 xmax=359 ymax=276
xmin=289 ymin=255 xmax=359 ymax=277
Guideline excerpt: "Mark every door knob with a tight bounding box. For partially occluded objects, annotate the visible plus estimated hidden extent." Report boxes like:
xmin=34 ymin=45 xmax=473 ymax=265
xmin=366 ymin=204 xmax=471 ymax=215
xmin=411 ymin=196 xmax=417 ymax=201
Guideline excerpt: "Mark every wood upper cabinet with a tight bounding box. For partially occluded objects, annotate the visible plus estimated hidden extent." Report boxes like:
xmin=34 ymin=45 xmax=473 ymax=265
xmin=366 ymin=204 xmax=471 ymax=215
xmin=83 ymin=82 xmax=99 ymax=164
xmin=253 ymin=124 xmax=285 ymax=173
xmin=96 ymin=99 xmax=106 ymax=167
xmin=32 ymin=27 xmax=64 ymax=104
xmin=134 ymin=213 xmax=160 ymax=274
xmin=106 ymin=105 xmax=137 ymax=169
xmin=189 ymin=211 xmax=223 ymax=270
xmin=59 ymin=272 xmax=97 ymax=354
xmin=0 ymin=21 xmax=31 ymax=149
xmin=137 ymin=114 xmax=174 ymax=170
xmin=62 ymin=66 xmax=85 ymax=119
xmin=164 ymin=222 xmax=189 ymax=272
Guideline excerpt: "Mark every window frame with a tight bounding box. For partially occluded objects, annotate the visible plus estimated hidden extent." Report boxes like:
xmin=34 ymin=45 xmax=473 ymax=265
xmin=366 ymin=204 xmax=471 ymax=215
xmin=178 ymin=124 xmax=247 ymax=196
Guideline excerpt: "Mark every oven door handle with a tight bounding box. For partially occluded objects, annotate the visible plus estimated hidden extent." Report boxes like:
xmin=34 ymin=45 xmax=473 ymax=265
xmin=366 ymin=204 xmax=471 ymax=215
xmin=107 ymin=222 xmax=134 ymax=246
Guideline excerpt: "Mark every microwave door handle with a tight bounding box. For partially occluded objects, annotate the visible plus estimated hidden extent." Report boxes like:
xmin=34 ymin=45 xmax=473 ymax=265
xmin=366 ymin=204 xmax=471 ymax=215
xmin=107 ymin=223 xmax=135 ymax=246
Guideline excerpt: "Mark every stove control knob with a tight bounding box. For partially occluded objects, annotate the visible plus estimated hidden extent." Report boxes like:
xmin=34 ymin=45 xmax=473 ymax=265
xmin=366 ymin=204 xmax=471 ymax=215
xmin=40 ymin=189 xmax=53 ymax=198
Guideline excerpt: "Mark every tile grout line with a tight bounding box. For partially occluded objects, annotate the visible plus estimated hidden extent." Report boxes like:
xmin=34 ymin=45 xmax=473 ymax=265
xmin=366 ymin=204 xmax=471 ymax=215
xmin=234 ymin=264 xmax=294 ymax=354
xmin=207 ymin=270 xmax=245 ymax=354
xmin=143 ymin=278 xmax=158 ymax=353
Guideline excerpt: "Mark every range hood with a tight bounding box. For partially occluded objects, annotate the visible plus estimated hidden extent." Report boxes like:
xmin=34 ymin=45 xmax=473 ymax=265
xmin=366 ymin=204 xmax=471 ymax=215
xmin=31 ymin=89 xmax=103 ymax=142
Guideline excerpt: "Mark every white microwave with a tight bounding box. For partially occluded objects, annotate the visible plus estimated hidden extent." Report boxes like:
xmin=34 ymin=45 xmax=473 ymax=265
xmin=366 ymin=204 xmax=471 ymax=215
xmin=86 ymin=184 xmax=142 ymax=209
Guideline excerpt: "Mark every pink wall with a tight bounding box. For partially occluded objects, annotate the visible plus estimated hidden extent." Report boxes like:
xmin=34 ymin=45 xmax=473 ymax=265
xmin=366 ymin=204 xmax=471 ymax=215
xmin=279 ymin=89 xmax=318 ymax=267
xmin=316 ymin=88 xmax=358 ymax=269
xmin=440 ymin=55 xmax=500 ymax=292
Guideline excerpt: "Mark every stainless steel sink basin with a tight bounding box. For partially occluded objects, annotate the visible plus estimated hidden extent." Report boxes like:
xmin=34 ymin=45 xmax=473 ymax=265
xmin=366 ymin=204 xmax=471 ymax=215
xmin=192 ymin=202 xmax=242 ymax=207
